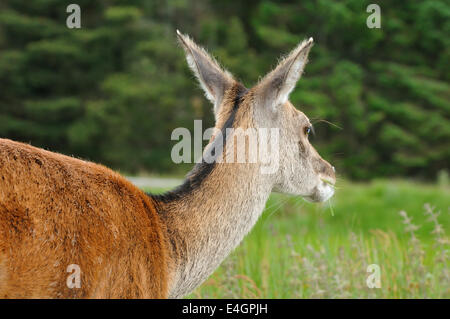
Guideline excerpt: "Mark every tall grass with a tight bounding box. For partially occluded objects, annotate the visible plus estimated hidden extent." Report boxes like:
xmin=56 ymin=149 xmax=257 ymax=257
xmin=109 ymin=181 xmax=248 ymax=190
xmin=145 ymin=179 xmax=449 ymax=298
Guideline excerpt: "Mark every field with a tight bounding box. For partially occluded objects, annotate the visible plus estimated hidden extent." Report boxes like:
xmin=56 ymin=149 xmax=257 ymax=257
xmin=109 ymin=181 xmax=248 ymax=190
xmin=147 ymin=179 xmax=449 ymax=298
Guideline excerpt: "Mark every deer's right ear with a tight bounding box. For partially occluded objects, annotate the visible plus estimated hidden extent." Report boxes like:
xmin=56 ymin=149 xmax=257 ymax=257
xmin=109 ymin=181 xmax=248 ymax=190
xmin=255 ymin=37 xmax=313 ymax=112
xmin=177 ymin=30 xmax=234 ymax=116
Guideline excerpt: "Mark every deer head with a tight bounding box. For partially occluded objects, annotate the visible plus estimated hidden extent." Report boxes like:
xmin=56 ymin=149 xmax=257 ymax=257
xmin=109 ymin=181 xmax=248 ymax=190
xmin=176 ymin=30 xmax=335 ymax=203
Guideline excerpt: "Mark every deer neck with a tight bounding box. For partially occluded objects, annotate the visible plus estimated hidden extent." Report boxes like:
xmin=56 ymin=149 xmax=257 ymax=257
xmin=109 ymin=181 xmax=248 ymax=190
xmin=154 ymin=162 xmax=272 ymax=298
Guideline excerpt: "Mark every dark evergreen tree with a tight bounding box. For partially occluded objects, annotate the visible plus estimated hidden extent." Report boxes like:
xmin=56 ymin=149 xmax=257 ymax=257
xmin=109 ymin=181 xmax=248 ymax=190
xmin=0 ymin=0 xmax=448 ymax=179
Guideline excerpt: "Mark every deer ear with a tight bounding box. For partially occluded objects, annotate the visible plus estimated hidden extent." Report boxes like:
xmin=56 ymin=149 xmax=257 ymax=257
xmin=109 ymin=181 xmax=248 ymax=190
xmin=255 ymin=37 xmax=313 ymax=111
xmin=177 ymin=30 xmax=234 ymax=115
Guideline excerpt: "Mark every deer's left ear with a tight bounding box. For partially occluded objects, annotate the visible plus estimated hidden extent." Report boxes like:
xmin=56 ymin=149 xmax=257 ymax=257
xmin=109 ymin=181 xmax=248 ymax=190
xmin=177 ymin=30 xmax=234 ymax=115
xmin=255 ymin=37 xmax=313 ymax=111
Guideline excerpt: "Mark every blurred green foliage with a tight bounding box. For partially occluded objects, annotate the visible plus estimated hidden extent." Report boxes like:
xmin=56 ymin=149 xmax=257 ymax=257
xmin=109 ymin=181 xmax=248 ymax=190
xmin=0 ymin=0 xmax=448 ymax=179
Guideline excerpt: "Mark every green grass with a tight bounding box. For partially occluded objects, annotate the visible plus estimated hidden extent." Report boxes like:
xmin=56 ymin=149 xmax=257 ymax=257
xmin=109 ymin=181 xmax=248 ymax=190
xmin=146 ymin=179 xmax=449 ymax=298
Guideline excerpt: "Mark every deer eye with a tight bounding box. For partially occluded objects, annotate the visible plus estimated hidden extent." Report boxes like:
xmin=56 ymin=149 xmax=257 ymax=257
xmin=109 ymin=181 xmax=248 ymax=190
xmin=304 ymin=126 xmax=311 ymax=136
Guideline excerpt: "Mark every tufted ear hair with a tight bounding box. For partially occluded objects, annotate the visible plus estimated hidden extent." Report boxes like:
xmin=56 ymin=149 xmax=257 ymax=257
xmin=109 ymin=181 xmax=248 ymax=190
xmin=177 ymin=30 xmax=235 ymax=117
xmin=254 ymin=37 xmax=313 ymax=112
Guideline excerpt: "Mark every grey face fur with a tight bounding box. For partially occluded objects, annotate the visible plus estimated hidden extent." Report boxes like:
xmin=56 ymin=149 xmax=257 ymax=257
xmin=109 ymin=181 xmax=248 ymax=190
xmin=250 ymin=37 xmax=335 ymax=202
xmin=176 ymin=31 xmax=335 ymax=201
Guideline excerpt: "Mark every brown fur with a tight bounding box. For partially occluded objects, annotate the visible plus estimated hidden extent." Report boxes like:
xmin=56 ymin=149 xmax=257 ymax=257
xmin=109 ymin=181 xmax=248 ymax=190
xmin=0 ymin=138 xmax=170 ymax=298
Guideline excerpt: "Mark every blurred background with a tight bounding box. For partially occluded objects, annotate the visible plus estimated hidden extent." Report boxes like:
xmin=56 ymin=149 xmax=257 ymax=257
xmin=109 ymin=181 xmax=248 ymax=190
xmin=0 ymin=0 xmax=448 ymax=180
xmin=0 ymin=0 xmax=448 ymax=298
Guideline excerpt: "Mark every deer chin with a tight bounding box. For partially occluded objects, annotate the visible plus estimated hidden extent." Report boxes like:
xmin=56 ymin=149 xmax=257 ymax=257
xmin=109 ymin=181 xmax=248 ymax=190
xmin=303 ymin=180 xmax=335 ymax=203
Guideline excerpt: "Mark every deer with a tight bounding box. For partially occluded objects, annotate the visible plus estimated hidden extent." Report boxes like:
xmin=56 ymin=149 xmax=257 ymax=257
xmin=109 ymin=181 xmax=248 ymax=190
xmin=0 ymin=30 xmax=335 ymax=298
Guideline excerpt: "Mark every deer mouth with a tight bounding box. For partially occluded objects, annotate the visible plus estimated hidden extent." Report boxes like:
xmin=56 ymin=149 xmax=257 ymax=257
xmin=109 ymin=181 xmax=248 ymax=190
xmin=303 ymin=179 xmax=335 ymax=203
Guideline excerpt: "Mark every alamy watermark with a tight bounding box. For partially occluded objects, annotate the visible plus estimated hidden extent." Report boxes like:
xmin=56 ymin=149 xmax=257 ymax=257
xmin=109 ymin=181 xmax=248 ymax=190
xmin=366 ymin=4 xmax=381 ymax=29
xmin=366 ymin=264 xmax=381 ymax=288
xmin=171 ymin=120 xmax=280 ymax=174
xmin=66 ymin=264 xmax=81 ymax=289
xmin=66 ymin=4 xmax=381 ymax=30
xmin=66 ymin=4 xmax=81 ymax=29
